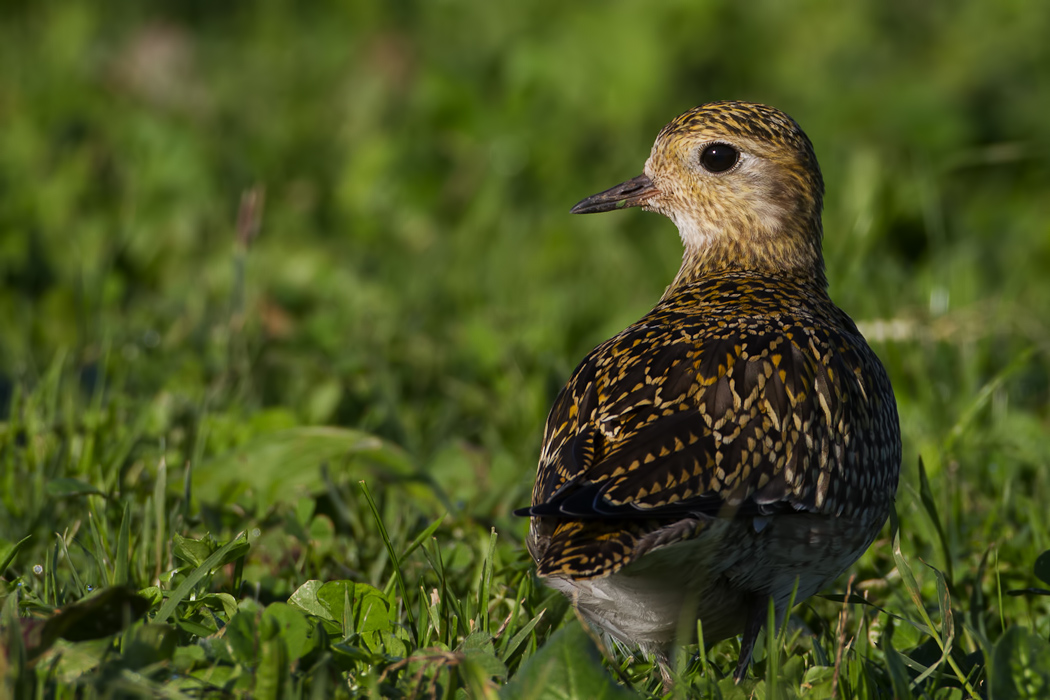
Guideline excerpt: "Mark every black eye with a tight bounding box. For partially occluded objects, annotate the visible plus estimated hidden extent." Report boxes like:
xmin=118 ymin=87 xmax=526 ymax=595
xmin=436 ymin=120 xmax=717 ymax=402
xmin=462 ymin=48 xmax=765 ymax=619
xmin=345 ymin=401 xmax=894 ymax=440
xmin=699 ymin=144 xmax=739 ymax=173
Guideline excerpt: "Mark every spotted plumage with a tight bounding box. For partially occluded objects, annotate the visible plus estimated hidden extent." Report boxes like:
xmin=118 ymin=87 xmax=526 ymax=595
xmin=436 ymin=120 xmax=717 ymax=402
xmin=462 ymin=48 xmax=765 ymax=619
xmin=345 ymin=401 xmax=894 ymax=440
xmin=517 ymin=101 xmax=901 ymax=683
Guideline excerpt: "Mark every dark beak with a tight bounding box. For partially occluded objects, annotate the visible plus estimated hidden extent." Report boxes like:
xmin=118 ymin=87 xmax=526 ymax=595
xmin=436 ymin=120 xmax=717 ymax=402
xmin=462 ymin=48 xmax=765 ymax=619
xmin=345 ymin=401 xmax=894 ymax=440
xmin=570 ymin=174 xmax=660 ymax=214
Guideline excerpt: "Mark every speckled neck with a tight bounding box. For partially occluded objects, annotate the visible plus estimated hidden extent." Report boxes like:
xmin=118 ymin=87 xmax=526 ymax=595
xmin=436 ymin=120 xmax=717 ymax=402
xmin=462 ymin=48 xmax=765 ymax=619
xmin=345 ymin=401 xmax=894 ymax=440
xmin=665 ymin=219 xmax=828 ymax=297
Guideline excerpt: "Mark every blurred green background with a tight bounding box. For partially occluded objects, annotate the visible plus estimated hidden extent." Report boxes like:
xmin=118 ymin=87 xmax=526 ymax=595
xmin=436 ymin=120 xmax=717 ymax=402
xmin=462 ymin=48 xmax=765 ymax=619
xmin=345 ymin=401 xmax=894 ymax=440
xmin=2 ymin=0 xmax=1050 ymax=695
xmin=2 ymin=0 xmax=1049 ymax=595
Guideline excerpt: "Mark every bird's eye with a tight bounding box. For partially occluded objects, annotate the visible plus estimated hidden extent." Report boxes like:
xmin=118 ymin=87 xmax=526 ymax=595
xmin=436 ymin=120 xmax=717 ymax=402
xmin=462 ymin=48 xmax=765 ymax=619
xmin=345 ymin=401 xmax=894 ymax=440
xmin=699 ymin=144 xmax=739 ymax=173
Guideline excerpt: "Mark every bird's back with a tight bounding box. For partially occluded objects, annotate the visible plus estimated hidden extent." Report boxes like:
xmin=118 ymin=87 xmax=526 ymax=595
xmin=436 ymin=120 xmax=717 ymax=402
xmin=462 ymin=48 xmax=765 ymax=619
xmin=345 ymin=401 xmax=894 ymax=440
xmin=527 ymin=271 xmax=900 ymax=583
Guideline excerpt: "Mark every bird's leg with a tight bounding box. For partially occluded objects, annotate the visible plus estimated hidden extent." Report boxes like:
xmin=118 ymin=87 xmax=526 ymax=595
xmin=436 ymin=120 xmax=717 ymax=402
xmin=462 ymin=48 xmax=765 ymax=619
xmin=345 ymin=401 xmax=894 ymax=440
xmin=733 ymin=592 xmax=771 ymax=683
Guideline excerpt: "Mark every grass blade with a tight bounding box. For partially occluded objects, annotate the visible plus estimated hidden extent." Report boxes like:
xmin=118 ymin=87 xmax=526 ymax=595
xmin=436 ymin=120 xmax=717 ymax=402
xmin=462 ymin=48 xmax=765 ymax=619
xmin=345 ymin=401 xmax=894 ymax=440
xmin=476 ymin=528 xmax=497 ymax=634
xmin=115 ymin=502 xmax=131 ymax=586
xmin=401 ymin=514 xmax=446 ymax=561
xmin=358 ymin=480 xmax=416 ymax=637
xmin=153 ymin=457 xmax=167 ymax=584
xmin=917 ymin=456 xmax=954 ymax=586
xmin=0 ymin=535 xmax=32 ymax=575
xmin=155 ymin=532 xmax=248 ymax=623
xmin=499 ymin=609 xmax=545 ymax=664
xmin=56 ymin=530 xmax=86 ymax=598
xmin=890 ymin=511 xmax=977 ymax=696
xmin=86 ymin=509 xmax=111 ymax=588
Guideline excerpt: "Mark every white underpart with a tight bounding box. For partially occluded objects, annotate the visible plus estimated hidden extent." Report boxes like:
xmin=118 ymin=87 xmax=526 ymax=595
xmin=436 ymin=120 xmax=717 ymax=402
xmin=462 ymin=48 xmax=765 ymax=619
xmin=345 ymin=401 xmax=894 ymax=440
xmin=541 ymin=511 xmax=883 ymax=655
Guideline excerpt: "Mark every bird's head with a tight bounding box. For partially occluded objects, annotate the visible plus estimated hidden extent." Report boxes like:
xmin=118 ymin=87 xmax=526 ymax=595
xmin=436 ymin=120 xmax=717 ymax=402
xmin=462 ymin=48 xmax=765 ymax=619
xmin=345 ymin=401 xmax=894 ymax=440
xmin=572 ymin=101 xmax=827 ymax=287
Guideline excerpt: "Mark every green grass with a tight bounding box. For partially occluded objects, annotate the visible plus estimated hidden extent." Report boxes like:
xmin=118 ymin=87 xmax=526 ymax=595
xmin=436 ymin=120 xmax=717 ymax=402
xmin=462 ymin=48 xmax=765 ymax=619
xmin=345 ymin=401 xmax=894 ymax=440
xmin=2 ymin=1 xmax=1050 ymax=697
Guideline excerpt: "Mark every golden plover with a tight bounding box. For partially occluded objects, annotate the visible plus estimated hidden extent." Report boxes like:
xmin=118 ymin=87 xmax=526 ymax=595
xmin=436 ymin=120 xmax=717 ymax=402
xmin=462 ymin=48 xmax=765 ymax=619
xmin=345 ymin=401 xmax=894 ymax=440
xmin=517 ymin=101 xmax=901 ymax=682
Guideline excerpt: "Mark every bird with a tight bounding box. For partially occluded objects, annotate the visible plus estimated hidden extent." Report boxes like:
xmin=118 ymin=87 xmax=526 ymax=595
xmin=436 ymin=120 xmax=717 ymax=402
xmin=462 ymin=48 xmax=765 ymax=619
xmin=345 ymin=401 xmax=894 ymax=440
xmin=516 ymin=101 xmax=901 ymax=684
